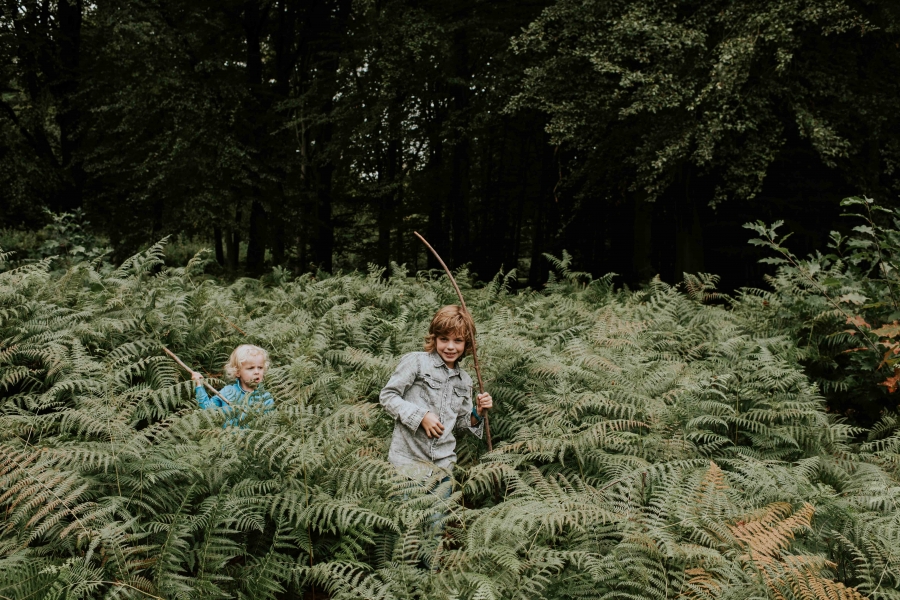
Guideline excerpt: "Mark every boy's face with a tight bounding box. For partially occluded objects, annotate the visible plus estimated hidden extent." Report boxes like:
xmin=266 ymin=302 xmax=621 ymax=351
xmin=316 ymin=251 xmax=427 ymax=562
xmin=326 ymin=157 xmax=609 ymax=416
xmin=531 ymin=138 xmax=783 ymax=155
xmin=435 ymin=330 xmax=466 ymax=368
xmin=237 ymin=354 xmax=266 ymax=390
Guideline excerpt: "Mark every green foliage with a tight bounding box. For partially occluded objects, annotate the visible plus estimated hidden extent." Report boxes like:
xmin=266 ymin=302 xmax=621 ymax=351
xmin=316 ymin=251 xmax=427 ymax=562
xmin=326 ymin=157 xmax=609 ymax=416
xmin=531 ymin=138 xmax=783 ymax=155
xmin=1 ymin=242 xmax=898 ymax=599
xmin=512 ymin=0 xmax=900 ymax=204
xmin=742 ymin=196 xmax=900 ymax=424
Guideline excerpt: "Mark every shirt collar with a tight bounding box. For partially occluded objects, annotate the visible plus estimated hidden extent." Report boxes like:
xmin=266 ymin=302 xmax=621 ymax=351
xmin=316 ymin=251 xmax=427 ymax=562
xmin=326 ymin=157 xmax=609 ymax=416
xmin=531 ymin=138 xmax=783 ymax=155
xmin=233 ymin=380 xmax=254 ymax=394
xmin=430 ymin=351 xmax=458 ymax=375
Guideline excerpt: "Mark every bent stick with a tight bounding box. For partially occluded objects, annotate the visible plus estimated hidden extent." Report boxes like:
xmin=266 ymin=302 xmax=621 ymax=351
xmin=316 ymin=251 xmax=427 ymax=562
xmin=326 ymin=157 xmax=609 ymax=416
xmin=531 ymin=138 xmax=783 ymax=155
xmin=413 ymin=231 xmax=492 ymax=451
xmin=162 ymin=346 xmax=233 ymax=407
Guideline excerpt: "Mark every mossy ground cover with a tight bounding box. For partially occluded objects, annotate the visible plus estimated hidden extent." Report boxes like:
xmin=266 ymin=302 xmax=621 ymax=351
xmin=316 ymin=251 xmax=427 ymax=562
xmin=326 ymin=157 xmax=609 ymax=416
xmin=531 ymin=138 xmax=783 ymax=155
xmin=1 ymin=245 xmax=898 ymax=599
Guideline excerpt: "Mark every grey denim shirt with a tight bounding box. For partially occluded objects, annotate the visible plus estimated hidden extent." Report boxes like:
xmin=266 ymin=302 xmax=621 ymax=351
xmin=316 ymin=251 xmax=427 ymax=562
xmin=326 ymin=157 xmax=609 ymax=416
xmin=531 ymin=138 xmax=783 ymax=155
xmin=380 ymin=351 xmax=483 ymax=476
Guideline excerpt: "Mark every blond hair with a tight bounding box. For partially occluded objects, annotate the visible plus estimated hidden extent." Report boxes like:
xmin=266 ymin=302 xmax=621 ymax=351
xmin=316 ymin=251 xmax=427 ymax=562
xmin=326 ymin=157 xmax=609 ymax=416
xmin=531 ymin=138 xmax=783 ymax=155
xmin=224 ymin=344 xmax=270 ymax=379
xmin=423 ymin=305 xmax=474 ymax=358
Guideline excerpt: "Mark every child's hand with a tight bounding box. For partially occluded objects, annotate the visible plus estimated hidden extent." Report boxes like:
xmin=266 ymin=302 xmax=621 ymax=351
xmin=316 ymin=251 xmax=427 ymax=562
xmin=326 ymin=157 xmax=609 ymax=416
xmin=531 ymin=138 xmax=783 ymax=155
xmin=191 ymin=371 xmax=204 ymax=386
xmin=476 ymin=392 xmax=493 ymax=416
xmin=421 ymin=412 xmax=445 ymax=438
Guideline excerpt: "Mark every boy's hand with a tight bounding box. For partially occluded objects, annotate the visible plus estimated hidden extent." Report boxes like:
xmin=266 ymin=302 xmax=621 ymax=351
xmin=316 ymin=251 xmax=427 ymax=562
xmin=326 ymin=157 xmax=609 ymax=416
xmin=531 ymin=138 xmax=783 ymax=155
xmin=191 ymin=371 xmax=204 ymax=386
xmin=420 ymin=412 xmax=445 ymax=438
xmin=475 ymin=392 xmax=493 ymax=416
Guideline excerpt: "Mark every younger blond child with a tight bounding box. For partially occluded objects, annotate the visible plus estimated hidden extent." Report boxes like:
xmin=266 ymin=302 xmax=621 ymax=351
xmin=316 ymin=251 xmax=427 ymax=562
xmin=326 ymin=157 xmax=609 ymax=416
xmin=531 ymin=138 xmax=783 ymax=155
xmin=191 ymin=344 xmax=274 ymax=422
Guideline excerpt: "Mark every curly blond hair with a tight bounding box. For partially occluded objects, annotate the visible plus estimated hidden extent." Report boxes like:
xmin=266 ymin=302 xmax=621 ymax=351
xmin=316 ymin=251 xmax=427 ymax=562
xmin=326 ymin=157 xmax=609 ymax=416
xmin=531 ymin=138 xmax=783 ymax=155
xmin=224 ymin=344 xmax=270 ymax=380
xmin=423 ymin=305 xmax=474 ymax=358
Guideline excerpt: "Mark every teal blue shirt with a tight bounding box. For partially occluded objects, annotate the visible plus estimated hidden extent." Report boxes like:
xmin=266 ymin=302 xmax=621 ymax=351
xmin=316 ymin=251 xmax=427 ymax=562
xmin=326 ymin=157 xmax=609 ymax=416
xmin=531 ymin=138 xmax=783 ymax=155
xmin=196 ymin=381 xmax=274 ymax=427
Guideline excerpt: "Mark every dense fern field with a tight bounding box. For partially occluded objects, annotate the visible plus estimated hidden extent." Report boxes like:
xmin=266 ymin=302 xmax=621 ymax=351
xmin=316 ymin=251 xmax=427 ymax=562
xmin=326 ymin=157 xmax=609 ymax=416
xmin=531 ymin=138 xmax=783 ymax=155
xmin=2 ymin=245 xmax=900 ymax=600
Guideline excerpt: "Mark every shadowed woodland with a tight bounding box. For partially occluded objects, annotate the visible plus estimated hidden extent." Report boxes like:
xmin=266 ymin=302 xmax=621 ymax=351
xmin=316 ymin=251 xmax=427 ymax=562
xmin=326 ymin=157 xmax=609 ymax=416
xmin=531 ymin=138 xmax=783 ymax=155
xmin=4 ymin=0 xmax=900 ymax=287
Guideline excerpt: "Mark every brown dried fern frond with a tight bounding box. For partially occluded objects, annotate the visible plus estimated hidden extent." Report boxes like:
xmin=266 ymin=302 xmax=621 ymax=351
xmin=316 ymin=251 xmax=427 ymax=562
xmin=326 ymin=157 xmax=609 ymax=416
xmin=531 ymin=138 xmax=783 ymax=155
xmin=730 ymin=501 xmax=814 ymax=560
xmin=730 ymin=503 xmax=868 ymax=600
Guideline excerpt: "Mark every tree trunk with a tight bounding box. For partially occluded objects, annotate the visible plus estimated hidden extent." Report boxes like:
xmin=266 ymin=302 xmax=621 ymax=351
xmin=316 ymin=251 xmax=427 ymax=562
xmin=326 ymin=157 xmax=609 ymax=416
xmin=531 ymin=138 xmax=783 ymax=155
xmin=528 ymin=191 xmax=545 ymax=286
xmin=312 ymin=147 xmax=335 ymax=273
xmin=305 ymin=0 xmax=350 ymax=274
xmin=425 ymin=92 xmax=446 ymax=270
xmin=243 ymin=1 xmax=269 ymax=276
xmin=271 ymin=0 xmax=299 ymax=270
xmin=473 ymin=125 xmax=500 ymax=277
xmin=270 ymin=215 xmax=285 ymax=267
xmin=376 ymin=186 xmax=393 ymax=273
xmin=246 ymin=200 xmax=267 ymax=274
xmin=675 ymin=195 xmax=704 ymax=277
xmin=448 ymin=30 xmax=471 ymax=267
xmin=53 ymin=0 xmax=84 ymax=212
xmin=227 ymin=207 xmax=242 ymax=272
xmin=528 ymin=138 xmax=556 ymax=286
xmin=633 ymin=193 xmax=655 ymax=282
xmin=377 ymin=136 xmax=401 ymax=271
xmin=395 ymin=180 xmax=405 ymax=269
xmin=214 ymin=226 xmax=225 ymax=266
xmin=449 ymin=138 xmax=471 ymax=267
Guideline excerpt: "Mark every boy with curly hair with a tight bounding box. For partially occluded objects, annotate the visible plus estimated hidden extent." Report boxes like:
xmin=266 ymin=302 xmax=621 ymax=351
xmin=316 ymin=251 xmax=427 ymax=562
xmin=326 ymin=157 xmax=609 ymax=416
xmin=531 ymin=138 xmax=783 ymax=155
xmin=380 ymin=305 xmax=492 ymax=480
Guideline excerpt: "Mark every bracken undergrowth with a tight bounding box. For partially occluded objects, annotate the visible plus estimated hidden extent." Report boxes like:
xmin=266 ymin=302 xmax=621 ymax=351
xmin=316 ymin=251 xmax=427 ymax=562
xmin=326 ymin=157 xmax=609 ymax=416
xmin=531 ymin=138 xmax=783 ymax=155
xmin=1 ymin=244 xmax=898 ymax=600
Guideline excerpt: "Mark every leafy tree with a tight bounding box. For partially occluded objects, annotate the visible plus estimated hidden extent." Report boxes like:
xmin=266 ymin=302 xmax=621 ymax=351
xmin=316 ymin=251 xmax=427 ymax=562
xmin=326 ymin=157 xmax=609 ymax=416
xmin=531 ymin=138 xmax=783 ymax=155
xmin=742 ymin=196 xmax=900 ymax=425
xmin=512 ymin=0 xmax=900 ymax=280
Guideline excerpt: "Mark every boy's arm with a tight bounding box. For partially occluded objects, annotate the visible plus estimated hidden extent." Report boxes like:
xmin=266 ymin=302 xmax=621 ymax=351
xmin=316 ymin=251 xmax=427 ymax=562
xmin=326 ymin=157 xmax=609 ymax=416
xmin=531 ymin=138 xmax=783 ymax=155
xmin=454 ymin=385 xmax=484 ymax=438
xmin=379 ymin=354 xmax=428 ymax=432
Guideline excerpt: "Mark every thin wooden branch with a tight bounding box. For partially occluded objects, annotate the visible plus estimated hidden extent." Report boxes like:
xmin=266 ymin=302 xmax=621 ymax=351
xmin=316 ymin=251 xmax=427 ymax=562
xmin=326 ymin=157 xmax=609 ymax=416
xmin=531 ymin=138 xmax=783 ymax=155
xmin=413 ymin=231 xmax=492 ymax=451
xmin=162 ymin=346 xmax=232 ymax=407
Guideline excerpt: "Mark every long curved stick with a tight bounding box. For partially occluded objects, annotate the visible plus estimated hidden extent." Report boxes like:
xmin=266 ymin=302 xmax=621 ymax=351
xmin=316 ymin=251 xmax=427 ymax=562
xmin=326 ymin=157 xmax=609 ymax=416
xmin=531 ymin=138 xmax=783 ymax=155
xmin=413 ymin=232 xmax=492 ymax=451
xmin=162 ymin=346 xmax=233 ymax=407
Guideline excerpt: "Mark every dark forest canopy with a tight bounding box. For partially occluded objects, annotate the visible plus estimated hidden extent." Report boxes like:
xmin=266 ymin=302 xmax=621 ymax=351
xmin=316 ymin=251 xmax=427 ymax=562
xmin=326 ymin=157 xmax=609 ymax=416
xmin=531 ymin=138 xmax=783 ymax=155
xmin=3 ymin=0 xmax=900 ymax=287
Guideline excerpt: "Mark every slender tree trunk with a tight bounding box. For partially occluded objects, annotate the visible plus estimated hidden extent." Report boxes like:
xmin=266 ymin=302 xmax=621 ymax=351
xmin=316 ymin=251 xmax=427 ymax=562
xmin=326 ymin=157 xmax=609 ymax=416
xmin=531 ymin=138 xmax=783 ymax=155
xmin=377 ymin=135 xmax=401 ymax=271
xmin=246 ymin=200 xmax=267 ymax=274
xmin=214 ymin=226 xmax=225 ymax=266
xmin=270 ymin=215 xmax=285 ymax=267
xmin=53 ymin=0 xmax=84 ymax=212
xmin=449 ymin=30 xmax=471 ymax=267
xmin=271 ymin=0 xmax=299 ymax=270
xmin=228 ymin=207 xmax=242 ymax=272
xmin=449 ymin=138 xmax=471 ymax=266
xmin=376 ymin=197 xmax=392 ymax=271
xmin=312 ymin=116 xmax=335 ymax=273
xmin=674 ymin=177 xmax=704 ymax=277
xmin=243 ymin=0 xmax=269 ymax=275
xmin=529 ymin=191 xmax=545 ymax=286
xmin=633 ymin=193 xmax=654 ymax=282
xmin=529 ymin=138 xmax=555 ymax=286
xmin=474 ymin=126 xmax=499 ymax=276
xmin=395 ymin=180 xmax=404 ymax=268
xmin=510 ymin=133 xmax=530 ymax=274
xmin=425 ymin=96 xmax=446 ymax=270
xmin=305 ymin=0 xmax=350 ymax=274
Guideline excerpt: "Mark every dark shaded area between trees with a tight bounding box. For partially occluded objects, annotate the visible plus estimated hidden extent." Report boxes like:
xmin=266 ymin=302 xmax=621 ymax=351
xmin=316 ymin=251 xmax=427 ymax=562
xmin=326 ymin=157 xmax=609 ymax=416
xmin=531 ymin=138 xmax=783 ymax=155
xmin=3 ymin=0 xmax=900 ymax=290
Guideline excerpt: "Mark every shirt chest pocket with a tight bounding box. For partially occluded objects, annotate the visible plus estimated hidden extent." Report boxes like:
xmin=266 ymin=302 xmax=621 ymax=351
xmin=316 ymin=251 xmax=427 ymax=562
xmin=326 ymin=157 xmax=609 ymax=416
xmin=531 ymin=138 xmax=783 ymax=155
xmin=418 ymin=373 xmax=446 ymax=407
xmin=421 ymin=373 xmax=445 ymax=390
xmin=451 ymin=385 xmax=471 ymax=414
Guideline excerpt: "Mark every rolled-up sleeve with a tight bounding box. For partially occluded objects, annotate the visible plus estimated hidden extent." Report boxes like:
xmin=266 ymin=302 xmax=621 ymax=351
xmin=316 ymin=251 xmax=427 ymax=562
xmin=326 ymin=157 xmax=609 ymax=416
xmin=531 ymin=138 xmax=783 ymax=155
xmin=454 ymin=383 xmax=484 ymax=439
xmin=380 ymin=354 xmax=427 ymax=432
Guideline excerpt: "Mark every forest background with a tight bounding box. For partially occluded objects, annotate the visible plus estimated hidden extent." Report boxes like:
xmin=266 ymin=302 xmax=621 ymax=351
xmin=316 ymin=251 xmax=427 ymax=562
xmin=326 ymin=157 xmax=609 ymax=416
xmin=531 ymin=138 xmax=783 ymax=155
xmin=4 ymin=0 xmax=900 ymax=289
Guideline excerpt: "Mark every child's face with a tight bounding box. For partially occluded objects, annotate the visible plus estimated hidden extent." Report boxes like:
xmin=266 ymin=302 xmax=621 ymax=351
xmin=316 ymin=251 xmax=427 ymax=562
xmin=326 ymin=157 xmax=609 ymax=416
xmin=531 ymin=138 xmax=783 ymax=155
xmin=435 ymin=330 xmax=466 ymax=368
xmin=237 ymin=354 xmax=267 ymax=390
